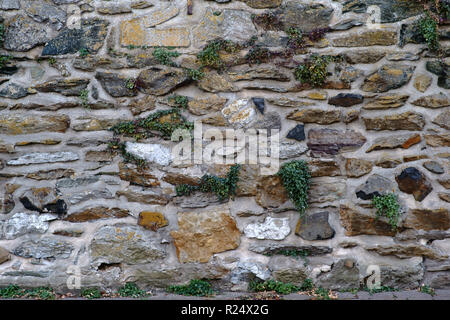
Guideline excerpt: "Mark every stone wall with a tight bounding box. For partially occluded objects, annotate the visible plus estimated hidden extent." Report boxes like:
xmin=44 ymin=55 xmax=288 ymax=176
xmin=0 ymin=0 xmax=449 ymax=293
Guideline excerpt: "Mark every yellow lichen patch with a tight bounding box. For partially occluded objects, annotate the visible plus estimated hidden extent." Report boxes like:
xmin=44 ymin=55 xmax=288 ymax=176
xmin=120 ymin=18 xmax=145 ymax=47
xmin=138 ymin=211 xmax=168 ymax=231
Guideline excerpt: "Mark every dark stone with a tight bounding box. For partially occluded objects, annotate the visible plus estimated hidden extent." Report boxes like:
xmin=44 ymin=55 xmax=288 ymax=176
xmin=328 ymin=93 xmax=364 ymax=107
xmin=355 ymin=174 xmax=393 ymax=200
xmin=95 ymin=72 xmax=137 ymax=97
xmin=281 ymin=2 xmax=333 ymax=32
xmin=34 ymin=78 xmax=89 ymax=96
xmin=396 ymin=167 xmax=433 ymax=202
xmin=295 ymin=211 xmax=335 ymax=241
xmin=19 ymin=187 xmax=68 ymax=216
xmin=136 ymin=66 xmax=190 ymax=96
xmin=307 ymin=128 xmax=367 ymax=157
xmin=286 ymin=124 xmax=305 ymax=141
xmin=42 ymin=19 xmax=109 ymax=56
xmin=3 ymin=15 xmax=49 ymax=51
xmin=341 ymin=0 xmax=422 ymax=23
xmin=0 ymin=83 xmax=29 ymax=99
xmin=254 ymin=112 xmax=281 ymax=133
xmin=252 ymin=97 xmax=265 ymax=114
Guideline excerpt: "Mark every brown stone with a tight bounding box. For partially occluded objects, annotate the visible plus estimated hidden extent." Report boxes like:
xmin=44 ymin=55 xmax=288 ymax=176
xmin=239 ymin=0 xmax=282 ymax=8
xmin=25 ymin=169 xmax=75 ymax=181
xmin=307 ymin=128 xmax=367 ymax=157
xmin=438 ymin=178 xmax=450 ymax=189
xmin=0 ymin=114 xmax=70 ymax=134
xmin=138 ymin=211 xmax=168 ymax=231
xmin=287 ymin=109 xmax=341 ymax=124
xmin=197 ymin=71 xmax=238 ymax=93
xmin=365 ymin=244 xmax=448 ymax=260
xmin=85 ymin=151 xmax=113 ymax=162
xmin=345 ymin=158 xmax=373 ymax=178
xmin=366 ymin=134 xmax=421 ymax=152
xmin=0 ymin=247 xmax=10 ymax=265
xmin=433 ymin=110 xmax=450 ymax=130
xmin=343 ymin=49 xmax=386 ymax=64
xmin=438 ymin=192 xmax=450 ymax=203
xmin=256 ymin=175 xmax=288 ymax=208
xmin=375 ymin=156 xmax=402 ymax=168
xmin=267 ymin=97 xmax=315 ymax=108
xmin=403 ymin=154 xmax=429 ymax=162
xmin=412 ymin=94 xmax=450 ymax=108
xmin=396 ymin=167 xmax=433 ymax=202
xmin=309 ymin=159 xmax=341 ymax=177
xmin=170 ymin=206 xmax=240 ymax=263
xmin=363 ymin=112 xmax=425 ymax=131
xmin=413 ymin=74 xmax=432 ymax=93
xmin=162 ymin=172 xmax=199 ymax=186
xmin=363 ymin=94 xmax=409 ymax=110
xmin=361 ymin=64 xmax=415 ymax=93
xmin=116 ymin=187 xmax=169 ymax=205
xmin=118 ymin=162 xmax=160 ymax=187
xmin=228 ymin=66 xmax=290 ymax=82
xmin=34 ymin=78 xmax=89 ymax=96
xmin=404 ymin=208 xmax=450 ymax=231
xmin=340 ymin=205 xmax=398 ymax=236
xmin=331 ymin=30 xmax=397 ymax=47
xmin=128 ymin=95 xmax=156 ymax=115
xmin=136 ymin=66 xmax=189 ymax=96
xmin=121 ymin=21 xmax=190 ymax=47
xmin=342 ymin=109 xmax=360 ymax=124
xmin=309 ymin=178 xmax=346 ymax=203
xmin=186 ymin=96 xmax=228 ymax=116
xmin=425 ymin=134 xmax=450 ymax=147
xmin=64 ymin=207 xmax=129 ymax=222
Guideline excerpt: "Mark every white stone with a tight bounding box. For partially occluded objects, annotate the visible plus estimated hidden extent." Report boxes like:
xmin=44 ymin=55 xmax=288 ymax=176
xmin=1 ymin=213 xmax=57 ymax=240
xmin=244 ymin=217 xmax=291 ymax=240
xmin=6 ymin=152 xmax=79 ymax=166
xmin=125 ymin=142 xmax=172 ymax=166
xmin=231 ymin=261 xmax=271 ymax=283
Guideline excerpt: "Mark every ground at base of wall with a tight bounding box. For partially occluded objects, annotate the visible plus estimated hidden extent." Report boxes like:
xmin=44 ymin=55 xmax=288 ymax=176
xmin=1 ymin=290 xmax=449 ymax=300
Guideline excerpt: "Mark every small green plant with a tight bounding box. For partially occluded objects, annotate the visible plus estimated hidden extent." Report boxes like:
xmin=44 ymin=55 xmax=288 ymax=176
xmin=168 ymin=94 xmax=189 ymax=109
xmin=79 ymin=89 xmax=89 ymax=108
xmin=185 ymin=67 xmax=205 ymax=81
xmin=108 ymin=138 xmax=147 ymax=168
xmin=294 ymin=55 xmax=331 ymax=87
xmin=372 ymin=193 xmax=401 ymax=230
xmin=278 ymin=160 xmax=311 ymax=217
xmin=245 ymin=45 xmax=270 ymax=65
xmin=176 ymin=164 xmax=241 ymax=201
xmin=340 ymin=287 xmax=359 ymax=295
xmin=314 ymin=287 xmax=332 ymax=300
xmin=286 ymin=27 xmax=304 ymax=48
xmin=48 ymin=57 xmax=57 ymax=66
xmin=419 ymin=13 xmax=440 ymax=51
xmin=125 ymin=78 xmax=136 ymax=90
xmin=264 ymin=249 xmax=309 ymax=266
xmin=81 ymin=287 xmax=102 ymax=299
xmin=0 ymin=285 xmax=25 ymax=298
xmin=118 ymin=282 xmax=148 ymax=298
xmin=167 ymin=280 xmax=215 ymax=297
xmin=26 ymin=287 xmax=55 ymax=300
xmin=197 ymin=39 xmax=240 ymax=71
xmin=79 ymin=48 xmax=89 ymax=58
xmin=0 ymin=55 xmax=12 ymax=69
xmin=363 ymin=285 xmax=398 ymax=295
xmin=152 ymin=47 xmax=180 ymax=66
xmin=0 ymin=23 xmax=4 ymax=46
xmin=420 ymin=285 xmax=435 ymax=296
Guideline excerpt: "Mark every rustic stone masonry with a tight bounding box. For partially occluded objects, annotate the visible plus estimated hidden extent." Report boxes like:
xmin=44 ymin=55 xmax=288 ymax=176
xmin=0 ymin=0 xmax=449 ymax=293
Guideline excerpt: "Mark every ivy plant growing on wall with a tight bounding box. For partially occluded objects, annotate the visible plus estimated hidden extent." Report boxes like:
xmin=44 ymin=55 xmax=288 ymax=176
xmin=277 ymin=160 xmax=311 ymax=217
xmin=371 ymin=193 xmax=401 ymax=230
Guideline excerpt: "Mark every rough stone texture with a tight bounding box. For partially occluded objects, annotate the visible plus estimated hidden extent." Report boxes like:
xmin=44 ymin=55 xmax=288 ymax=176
xmin=244 ymin=217 xmax=291 ymax=240
xmin=361 ymin=64 xmax=416 ymax=93
xmin=64 ymin=207 xmax=129 ymax=223
xmin=363 ymin=112 xmax=425 ymax=131
xmin=366 ymin=134 xmax=421 ymax=153
xmin=7 ymin=152 xmax=79 ymax=166
xmin=340 ymin=205 xmax=397 ymax=236
xmin=34 ymin=78 xmax=90 ymax=96
xmin=404 ymin=209 xmax=450 ymax=231
xmin=345 ymin=158 xmax=373 ymax=178
xmin=0 ymin=247 xmax=10 ymax=265
xmin=3 ymin=15 xmax=49 ymax=51
xmin=0 ymin=114 xmax=70 ymax=134
xmin=317 ymin=259 xmax=360 ymax=290
xmin=13 ymin=238 xmax=73 ymax=260
xmin=170 ymin=207 xmax=240 ymax=263
xmin=90 ymin=224 xmax=166 ymax=266
xmin=396 ymin=167 xmax=433 ymax=202
xmin=295 ymin=211 xmax=335 ymax=241
xmin=137 ymin=67 xmax=189 ymax=96
xmin=355 ymin=174 xmax=393 ymax=200
xmin=1 ymin=213 xmax=57 ymax=240
xmin=307 ymin=128 xmax=367 ymax=157
xmin=95 ymin=72 xmax=137 ymax=97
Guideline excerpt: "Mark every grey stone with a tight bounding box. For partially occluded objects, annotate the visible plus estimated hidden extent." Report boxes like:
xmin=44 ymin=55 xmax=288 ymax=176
xmin=286 ymin=124 xmax=305 ymax=141
xmin=361 ymin=64 xmax=416 ymax=93
xmin=433 ymin=109 xmax=450 ymax=130
xmin=24 ymin=0 xmax=66 ymax=30
xmin=281 ymin=1 xmax=333 ymax=32
xmin=231 ymin=261 xmax=271 ymax=284
xmin=355 ymin=174 xmax=393 ymax=200
xmin=136 ymin=66 xmax=190 ymax=96
xmin=423 ymin=161 xmax=445 ymax=174
xmin=296 ymin=211 xmax=335 ymax=241
xmin=380 ymin=262 xmax=423 ymax=289
xmin=42 ymin=19 xmax=109 ymax=56
xmin=34 ymin=78 xmax=89 ymax=96
xmin=89 ymin=224 xmax=167 ymax=266
xmin=330 ymin=19 xmax=363 ymax=31
xmin=95 ymin=72 xmax=137 ymax=97
xmin=279 ymin=141 xmax=308 ymax=159
xmin=307 ymin=128 xmax=367 ymax=157
xmin=268 ymin=256 xmax=308 ymax=286
xmin=1 ymin=212 xmax=57 ymax=240
xmin=56 ymin=176 xmax=99 ymax=188
xmin=244 ymin=217 xmax=291 ymax=240
xmin=13 ymin=238 xmax=74 ymax=260
xmin=19 ymin=187 xmax=67 ymax=215
xmin=0 ymin=0 xmax=20 ymax=10
xmin=0 ymin=83 xmax=29 ymax=99
xmin=317 ymin=259 xmax=360 ymax=290
xmin=7 ymin=152 xmax=79 ymax=166
xmin=0 ymin=247 xmax=10 ymax=264
xmin=68 ymin=189 xmax=113 ymax=205
xmin=3 ymin=15 xmax=49 ymax=51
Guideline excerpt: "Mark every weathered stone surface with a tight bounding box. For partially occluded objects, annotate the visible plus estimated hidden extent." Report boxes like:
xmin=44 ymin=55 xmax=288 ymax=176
xmin=24 ymin=0 xmax=66 ymax=30
xmin=239 ymin=0 xmax=282 ymax=8
xmin=95 ymin=72 xmax=137 ymax=97
xmin=363 ymin=112 xmax=425 ymax=131
xmin=309 ymin=178 xmax=346 ymax=203
xmin=404 ymin=208 xmax=450 ymax=231
xmin=90 ymin=224 xmax=166 ymax=266
xmin=228 ymin=66 xmax=290 ymax=82
xmin=231 ymin=260 xmax=271 ymax=284
xmin=423 ymin=161 xmax=444 ymax=174
xmin=307 ymin=128 xmax=367 ymax=157
xmin=197 ymin=71 xmax=237 ymax=93
xmin=268 ymin=256 xmax=308 ymax=286
xmin=412 ymin=94 xmax=449 ymax=109
xmin=267 ymin=97 xmax=315 ymax=108
xmin=173 ymin=192 xmax=222 ymax=209
xmin=355 ymin=174 xmax=393 ymax=200
xmin=286 ymin=124 xmax=305 ymax=141
xmin=19 ymin=187 xmax=67 ymax=215
xmin=0 ymin=0 xmax=20 ymax=10
xmin=345 ymin=158 xmax=373 ymax=178
xmin=138 ymin=211 xmax=168 ymax=231
xmin=361 ymin=64 xmax=415 ymax=93
xmin=365 ymin=244 xmax=448 ymax=260
xmin=332 ymin=30 xmax=397 ymax=47
xmin=193 ymin=8 xmax=257 ymax=47
xmin=184 ymin=96 xmax=228 ymax=116
xmin=125 ymin=142 xmax=172 ymax=166
xmin=3 ymin=15 xmax=49 ymax=51
xmin=328 ymin=93 xmax=364 ymax=107
xmin=396 ymin=167 xmax=432 ymax=202
xmin=425 ymin=134 xmax=450 ymax=147
xmin=55 ymin=176 xmax=99 ymax=188
xmin=71 ymin=118 xmax=121 ymax=132
xmin=414 ymin=74 xmax=432 ymax=93
xmin=67 ymin=189 xmax=114 ymax=205
xmin=1 ymin=213 xmax=57 ymax=240
xmin=53 ymin=229 xmax=84 ymax=238
xmin=64 ymin=207 xmax=129 ymax=223
xmin=0 ymin=247 xmax=10 ymax=265
xmin=249 ymin=242 xmax=332 ymax=256
xmin=34 ymin=78 xmax=89 ymax=96
xmin=0 ymin=114 xmax=69 ymax=135
xmin=7 ymin=152 xmax=79 ymax=166
xmin=255 ymin=175 xmax=288 ymax=208
xmin=341 ymin=0 xmax=422 ymax=22
xmin=244 ymin=217 xmax=290 ymax=240
xmin=136 ymin=67 xmax=189 ymax=96
xmin=340 ymin=205 xmax=397 ymax=236
xmin=280 ymin=2 xmax=333 ymax=32
xmin=295 ymin=211 xmax=335 ymax=241
xmin=343 ymin=49 xmax=385 ymax=64
xmin=222 ymin=99 xmax=257 ymax=128
xmin=366 ymin=133 xmax=421 ymax=153
xmin=116 ymin=187 xmax=169 ymax=205
xmin=13 ymin=238 xmax=73 ymax=260
xmin=0 ymin=83 xmax=30 ymax=99
xmin=170 ymin=207 xmax=240 ymax=263
xmin=317 ymin=259 xmax=360 ymax=290
xmin=97 ymin=2 xmax=132 ymax=15
xmin=118 ymin=162 xmax=160 ymax=187
xmin=42 ymin=19 xmax=109 ymax=55
xmin=309 ymin=159 xmax=341 ymax=177
xmin=438 ymin=192 xmax=450 ymax=203
xmin=287 ymin=109 xmax=341 ymax=125
xmin=363 ymin=94 xmax=409 ymax=110
xmin=433 ymin=109 xmax=450 ymax=130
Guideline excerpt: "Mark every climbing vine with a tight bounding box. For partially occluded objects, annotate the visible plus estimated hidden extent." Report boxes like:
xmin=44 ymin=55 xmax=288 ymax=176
xmin=278 ymin=160 xmax=311 ymax=217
